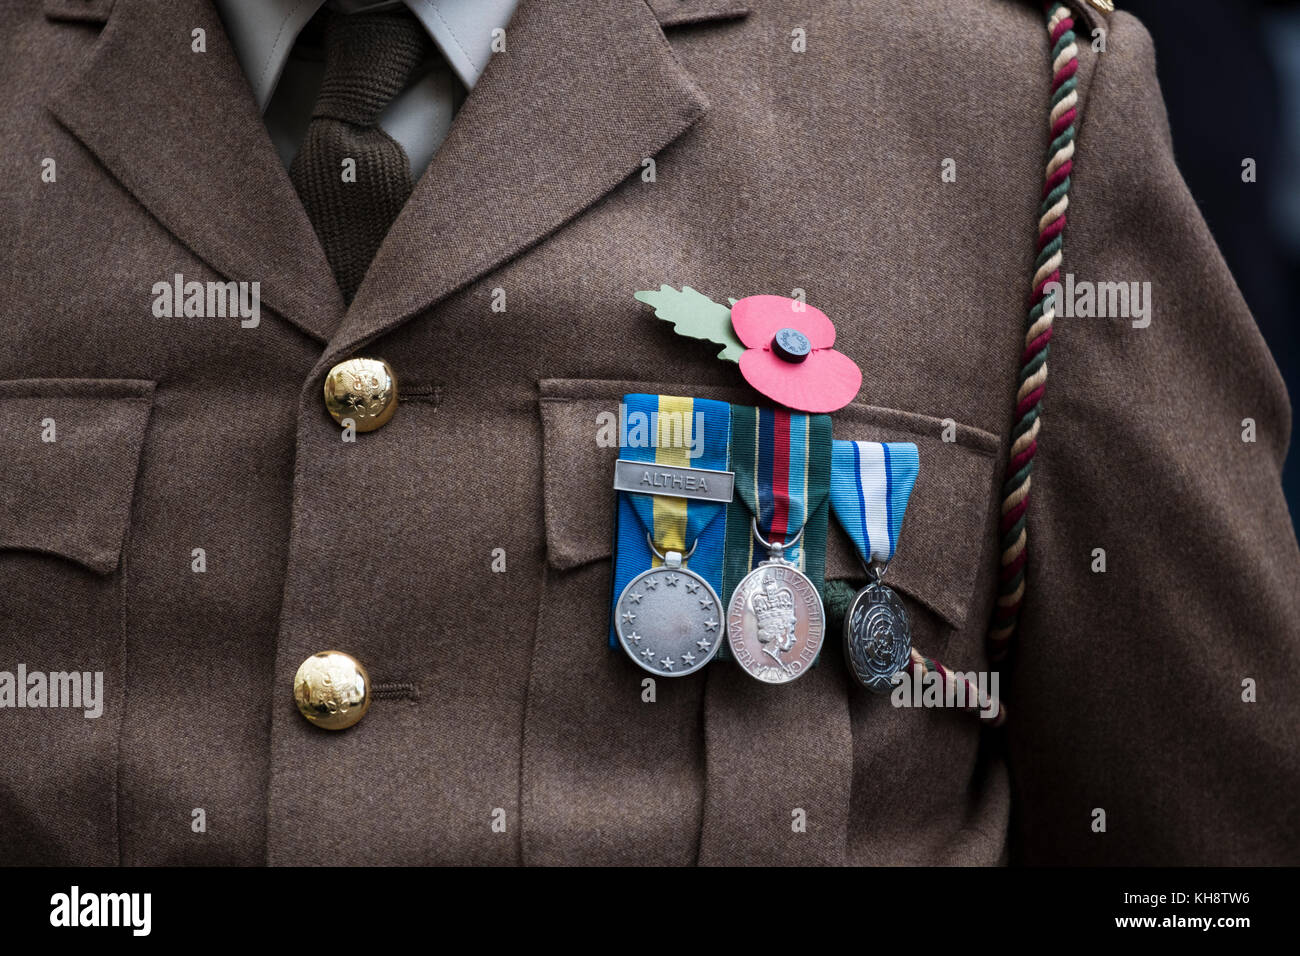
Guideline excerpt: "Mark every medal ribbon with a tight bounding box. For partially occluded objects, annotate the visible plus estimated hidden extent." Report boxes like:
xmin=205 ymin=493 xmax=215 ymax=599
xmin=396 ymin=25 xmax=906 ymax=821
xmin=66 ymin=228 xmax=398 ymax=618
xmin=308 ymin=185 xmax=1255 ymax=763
xmin=828 ymin=440 xmax=920 ymax=566
xmin=722 ymin=405 xmax=833 ymax=603
xmin=610 ymin=394 xmax=731 ymax=647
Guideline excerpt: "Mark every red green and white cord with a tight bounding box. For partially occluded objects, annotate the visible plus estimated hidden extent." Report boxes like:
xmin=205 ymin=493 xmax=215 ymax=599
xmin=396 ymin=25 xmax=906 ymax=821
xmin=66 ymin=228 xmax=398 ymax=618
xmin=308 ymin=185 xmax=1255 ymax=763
xmin=989 ymin=1 xmax=1079 ymax=659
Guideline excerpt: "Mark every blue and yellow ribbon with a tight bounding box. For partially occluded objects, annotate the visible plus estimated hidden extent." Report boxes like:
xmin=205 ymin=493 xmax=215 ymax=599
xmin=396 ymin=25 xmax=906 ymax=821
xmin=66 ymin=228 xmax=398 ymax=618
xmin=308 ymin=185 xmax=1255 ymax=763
xmin=610 ymin=394 xmax=731 ymax=647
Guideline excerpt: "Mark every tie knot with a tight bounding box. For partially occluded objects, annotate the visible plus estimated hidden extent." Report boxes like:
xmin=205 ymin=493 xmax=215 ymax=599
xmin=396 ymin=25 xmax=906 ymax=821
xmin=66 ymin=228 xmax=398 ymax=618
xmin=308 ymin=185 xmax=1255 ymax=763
xmin=313 ymin=10 xmax=431 ymax=126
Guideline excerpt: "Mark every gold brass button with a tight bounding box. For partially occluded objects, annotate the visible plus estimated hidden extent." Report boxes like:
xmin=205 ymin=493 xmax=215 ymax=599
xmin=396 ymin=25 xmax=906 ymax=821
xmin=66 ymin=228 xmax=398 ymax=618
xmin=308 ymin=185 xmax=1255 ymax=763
xmin=293 ymin=650 xmax=372 ymax=731
xmin=323 ymin=357 xmax=398 ymax=432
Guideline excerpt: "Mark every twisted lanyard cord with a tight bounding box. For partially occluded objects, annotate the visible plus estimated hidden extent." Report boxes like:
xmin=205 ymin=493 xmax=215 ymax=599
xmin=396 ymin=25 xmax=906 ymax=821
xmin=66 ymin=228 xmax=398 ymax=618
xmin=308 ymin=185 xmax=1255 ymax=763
xmin=988 ymin=1 xmax=1079 ymax=660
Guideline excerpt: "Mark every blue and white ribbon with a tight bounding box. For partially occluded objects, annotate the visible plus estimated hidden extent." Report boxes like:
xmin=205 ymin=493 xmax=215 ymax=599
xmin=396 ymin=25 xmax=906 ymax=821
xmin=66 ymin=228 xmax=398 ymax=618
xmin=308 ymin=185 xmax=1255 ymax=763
xmin=828 ymin=441 xmax=920 ymax=565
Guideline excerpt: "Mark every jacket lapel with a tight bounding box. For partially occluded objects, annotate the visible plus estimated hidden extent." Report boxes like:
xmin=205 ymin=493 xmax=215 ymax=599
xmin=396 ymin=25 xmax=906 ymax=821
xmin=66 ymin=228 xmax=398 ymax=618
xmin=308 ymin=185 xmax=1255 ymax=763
xmin=322 ymin=0 xmax=715 ymax=366
xmin=48 ymin=0 xmax=344 ymax=343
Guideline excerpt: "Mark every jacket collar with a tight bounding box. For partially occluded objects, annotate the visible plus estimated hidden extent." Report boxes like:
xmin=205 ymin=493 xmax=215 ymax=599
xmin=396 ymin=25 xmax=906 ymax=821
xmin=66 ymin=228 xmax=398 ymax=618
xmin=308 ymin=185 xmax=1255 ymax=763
xmin=46 ymin=0 xmax=748 ymax=347
xmin=48 ymin=0 xmax=346 ymax=342
xmin=321 ymin=0 xmax=741 ymax=367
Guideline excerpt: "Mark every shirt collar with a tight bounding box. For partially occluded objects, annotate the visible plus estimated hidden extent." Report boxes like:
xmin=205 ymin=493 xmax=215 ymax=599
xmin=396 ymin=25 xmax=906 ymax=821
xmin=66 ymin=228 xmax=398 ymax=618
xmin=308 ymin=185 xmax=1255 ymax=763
xmin=216 ymin=0 xmax=520 ymax=112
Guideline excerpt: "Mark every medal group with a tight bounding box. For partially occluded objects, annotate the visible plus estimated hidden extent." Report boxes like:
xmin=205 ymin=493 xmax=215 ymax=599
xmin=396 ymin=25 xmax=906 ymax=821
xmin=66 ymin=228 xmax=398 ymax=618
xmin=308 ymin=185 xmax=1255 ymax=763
xmin=609 ymin=393 xmax=920 ymax=693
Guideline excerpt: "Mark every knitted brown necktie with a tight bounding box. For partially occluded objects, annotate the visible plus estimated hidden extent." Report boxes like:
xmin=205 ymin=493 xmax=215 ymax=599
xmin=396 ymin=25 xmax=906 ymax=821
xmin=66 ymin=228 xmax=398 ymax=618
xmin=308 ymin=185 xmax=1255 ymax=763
xmin=290 ymin=10 xmax=431 ymax=303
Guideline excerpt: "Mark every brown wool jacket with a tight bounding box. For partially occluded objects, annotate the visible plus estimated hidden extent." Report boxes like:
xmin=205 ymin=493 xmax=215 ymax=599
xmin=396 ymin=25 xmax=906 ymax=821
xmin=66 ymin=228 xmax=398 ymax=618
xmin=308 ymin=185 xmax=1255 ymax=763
xmin=1 ymin=0 xmax=1297 ymax=866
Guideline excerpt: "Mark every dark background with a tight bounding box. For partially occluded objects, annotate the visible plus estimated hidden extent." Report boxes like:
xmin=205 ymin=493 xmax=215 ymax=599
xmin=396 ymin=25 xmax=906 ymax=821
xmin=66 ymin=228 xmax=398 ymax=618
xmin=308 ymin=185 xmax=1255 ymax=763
xmin=1125 ymin=0 xmax=1300 ymax=531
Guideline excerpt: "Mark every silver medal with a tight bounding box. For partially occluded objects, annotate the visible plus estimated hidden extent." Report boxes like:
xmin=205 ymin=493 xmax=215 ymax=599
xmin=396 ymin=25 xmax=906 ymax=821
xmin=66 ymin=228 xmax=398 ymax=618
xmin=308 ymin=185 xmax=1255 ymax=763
xmin=615 ymin=536 xmax=724 ymax=678
xmin=844 ymin=564 xmax=912 ymax=693
xmin=726 ymin=520 xmax=825 ymax=685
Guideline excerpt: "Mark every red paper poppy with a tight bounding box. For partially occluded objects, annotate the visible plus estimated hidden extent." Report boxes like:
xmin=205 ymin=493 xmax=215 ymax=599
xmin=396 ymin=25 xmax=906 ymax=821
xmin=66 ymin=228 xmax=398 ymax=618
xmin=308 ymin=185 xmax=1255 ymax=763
xmin=731 ymin=295 xmax=862 ymax=412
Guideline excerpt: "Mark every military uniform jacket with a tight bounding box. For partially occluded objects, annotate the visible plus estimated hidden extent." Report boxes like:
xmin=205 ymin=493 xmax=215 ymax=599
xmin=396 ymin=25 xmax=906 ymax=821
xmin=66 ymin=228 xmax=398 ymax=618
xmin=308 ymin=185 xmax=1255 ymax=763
xmin=2 ymin=0 xmax=1298 ymax=866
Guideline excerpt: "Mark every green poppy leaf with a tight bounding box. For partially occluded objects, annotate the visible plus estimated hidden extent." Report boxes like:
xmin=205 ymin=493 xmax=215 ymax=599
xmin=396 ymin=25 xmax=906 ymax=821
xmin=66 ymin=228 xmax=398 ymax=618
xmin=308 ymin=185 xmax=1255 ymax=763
xmin=634 ymin=285 xmax=744 ymax=363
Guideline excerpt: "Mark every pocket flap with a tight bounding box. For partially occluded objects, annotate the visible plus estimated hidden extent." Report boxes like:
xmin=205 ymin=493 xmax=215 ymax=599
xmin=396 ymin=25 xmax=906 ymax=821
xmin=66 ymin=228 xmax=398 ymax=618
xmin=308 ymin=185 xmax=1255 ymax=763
xmin=538 ymin=379 xmax=999 ymax=631
xmin=819 ymin=404 xmax=999 ymax=630
xmin=0 ymin=379 xmax=155 ymax=574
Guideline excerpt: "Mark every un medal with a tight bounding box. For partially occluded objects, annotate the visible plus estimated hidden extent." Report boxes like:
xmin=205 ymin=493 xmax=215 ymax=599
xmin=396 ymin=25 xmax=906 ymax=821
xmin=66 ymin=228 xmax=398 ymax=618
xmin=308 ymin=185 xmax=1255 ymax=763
xmin=726 ymin=562 xmax=825 ymax=684
xmin=615 ymin=561 xmax=724 ymax=678
xmin=844 ymin=582 xmax=912 ymax=693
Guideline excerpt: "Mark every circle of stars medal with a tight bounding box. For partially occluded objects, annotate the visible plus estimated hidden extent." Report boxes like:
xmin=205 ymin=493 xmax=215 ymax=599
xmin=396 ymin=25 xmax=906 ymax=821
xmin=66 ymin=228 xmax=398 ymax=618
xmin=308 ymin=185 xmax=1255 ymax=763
xmin=615 ymin=545 xmax=724 ymax=678
xmin=726 ymin=521 xmax=825 ymax=685
xmin=844 ymin=565 xmax=912 ymax=693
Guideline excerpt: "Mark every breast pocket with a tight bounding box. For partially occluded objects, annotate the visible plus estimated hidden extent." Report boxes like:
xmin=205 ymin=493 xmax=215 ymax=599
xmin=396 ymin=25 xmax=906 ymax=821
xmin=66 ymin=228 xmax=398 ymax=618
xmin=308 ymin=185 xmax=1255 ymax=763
xmin=523 ymin=377 xmax=1001 ymax=864
xmin=0 ymin=378 xmax=154 ymax=865
xmin=821 ymin=401 xmax=1003 ymax=663
xmin=537 ymin=378 xmax=1001 ymax=660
